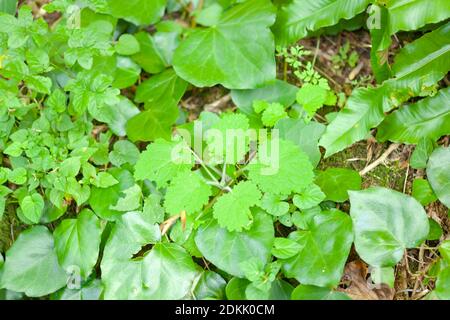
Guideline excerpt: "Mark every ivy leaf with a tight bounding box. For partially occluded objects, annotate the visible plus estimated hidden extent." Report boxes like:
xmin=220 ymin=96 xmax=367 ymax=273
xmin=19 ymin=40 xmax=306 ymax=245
xmin=110 ymin=184 xmax=142 ymax=212
xmin=0 ymin=226 xmax=67 ymax=297
xmin=143 ymin=194 xmax=165 ymax=225
xmin=89 ymin=168 xmax=135 ymax=221
xmin=109 ymin=140 xmax=140 ymax=167
xmin=427 ymin=147 xmax=450 ymax=207
xmin=164 ymin=171 xmax=212 ymax=216
xmin=273 ymin=0 xmax=371 ymax=46
xmin=20 ymin=193 xmax=44 ymax=224
xmin=101 ymin=211 xmax=161 ymax=299
xmin=377 ymin=87 xmax=450 ymax=143
xmin=315 ymin=168 xmax=362 ymax=202
xmin=410 ymin=138 xmax=435 ymax=169
xmin=282 ymin=210 xmax=353 ymax=287
xmin=291 ymin=285 xmax=350 ymax=300
xmin=105 ymin=96 xmax=140 ymax=137
xmin=435 ymin=267 xmax=450 ymax=300
xmin=248 ymin=139 xmax=314 ymax=195
xmin=106 ymin=0 xmax=167 ymax=26
xmin=53 ymin=209 xmax=102 ymax=279
xmin=173 ymin=0 xmax=276 ymax=89
xmin=213 ymin=181 xmax=262 ymax=232
xmin=192 ymin=271 xmax=227 ymax=300
xmin=195 ymin=211 xmax=274 ymax=277
xmin=293 ymin=184 xmax=325 ymax=210
xmin=126 ymin=100 xmax=179 ymax=142
xmin=275 ymin=118 xmax=325 ymax=168
xmin=135 ymin=69 xmax=187 ymax=107
xmin=142 ymin=243 xmax=200 ymax=299
xmin=134 ymin=139 xmax=193 ymax=188
xmin=349 ymin=187 xmax=429 ymax=267
xmin=130 ymin=31 xmax=167 ymax=74
xmin=412 ymin=179 xmax=437 ymax=206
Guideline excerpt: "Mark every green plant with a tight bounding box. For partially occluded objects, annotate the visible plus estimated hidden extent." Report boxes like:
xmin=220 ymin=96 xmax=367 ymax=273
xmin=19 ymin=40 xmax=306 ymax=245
xmin=0 ymin=0 xmax=449 ymax=301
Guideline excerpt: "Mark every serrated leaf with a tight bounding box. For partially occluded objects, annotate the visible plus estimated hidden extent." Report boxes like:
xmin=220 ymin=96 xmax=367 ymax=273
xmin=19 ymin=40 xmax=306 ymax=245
xmin=164 ymin=171 xmax=212 ymax=216
xmin=248 ymin=139 xmax=314 ymax=195
xmin=296 ymin=84 xmax=328 ymax=117
xmin=173 ymin=0 xmax=276 ymax=89
xmin=0 ymin=226 xmax=67 ymax=297
xmin=260 ymin=193 xmax=289 ymax=217
xmin=427 ymin=147 xmax=450 ymax=207
xmin=349 ymin=187 xmax=429 ymax=267
xmin=53 ymin=209 xmax=102 ymax=278
xmin=260 ymin=102 xmax=287 ymax=127
xmin=134 ymin=139 xmax=193 ymax=187
xmin=195 ymin=212 xmax=274 ymax=277
xmin=213 ymin=181 xmax=262 ymax=232
xmin=282 ymin=210 xmax=353 ymax=287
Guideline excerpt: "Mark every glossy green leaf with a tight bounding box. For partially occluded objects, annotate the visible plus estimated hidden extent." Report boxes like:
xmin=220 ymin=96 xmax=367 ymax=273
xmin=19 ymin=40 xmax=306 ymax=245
xmin=195 ymin=212 xmax=274 ymax=277
xmin=273 ymin=0 xmax=371 ymax=46
xmin=0 ymin=226 xmax=67 ymax=297
xmin=53 ymin=209 xmax=102 ymax=278
xmin=101 ymin=211 xmax=161 ymax=299
xmin=291 ymin=285 xmax=350 ymax=300
xmin=173 ymin=0 xmax=276 ymax=89
xmin=377 ymin=87 xmax=450 ymax=143
xmin=142 ymin=243 xmax=200 ymax=299
xmin=106 ymin=0 xmax=167 ymax=26
xmin=426 ymin=147 xmax=450 ymax=208
xmin=282 ymin=210 xmax=353 ymax=287
xmin=315 ymin=168 xmax=362 ymax=202
xmin=412 ymin=179 xmax=437 ymax=206
xmin=349 ymin=187 xmax=429 ymax=267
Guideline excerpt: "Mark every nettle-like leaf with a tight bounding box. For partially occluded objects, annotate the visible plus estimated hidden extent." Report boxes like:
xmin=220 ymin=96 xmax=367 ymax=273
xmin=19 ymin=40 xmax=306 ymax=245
xmin=0 ymin=226 xmax=67 ymax=297
xmin=213 ymin=181 xmax=262 ymax=232
xmin=377 ymin=87 xmax=450 ymax=143
xmin=164 ymin=171 xmax=212 ymax=216
xmin=134 ymin=138 xmax=193 ymax=187
xmin=281 ymin=210 xmax=353 ymax=287
xmin=349 ymin=187 xmax=429 ymax=267
xmin=320 ymin=23 xmax=450 ymax=156
xmin=247 ymin=139 xmax=314 ymax=195
xmin=53 ymin=209 xmax=102 ymax=279
xmin=195 ymin=212 xmax=274 ymax=278
xmin=427 ymin=147 xmax=450 ymax=208
xmin=105 ymin=0 xmax=167 ymax=26
xmin=173 ymin=0 xmax=276 ymax=89
xmin=273 ymin=0 xmax=371 ymax=46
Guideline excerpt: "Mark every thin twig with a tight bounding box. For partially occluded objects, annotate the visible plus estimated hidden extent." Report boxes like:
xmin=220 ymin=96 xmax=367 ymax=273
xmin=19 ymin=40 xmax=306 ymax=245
xmin=360 ymin=143 xmax=400 ymax=176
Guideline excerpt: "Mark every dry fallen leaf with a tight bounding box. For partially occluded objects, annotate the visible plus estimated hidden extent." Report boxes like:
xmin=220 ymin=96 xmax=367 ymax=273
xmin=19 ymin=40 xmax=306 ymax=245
xmin=338 ymin=260 xmax=395 ymax=300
